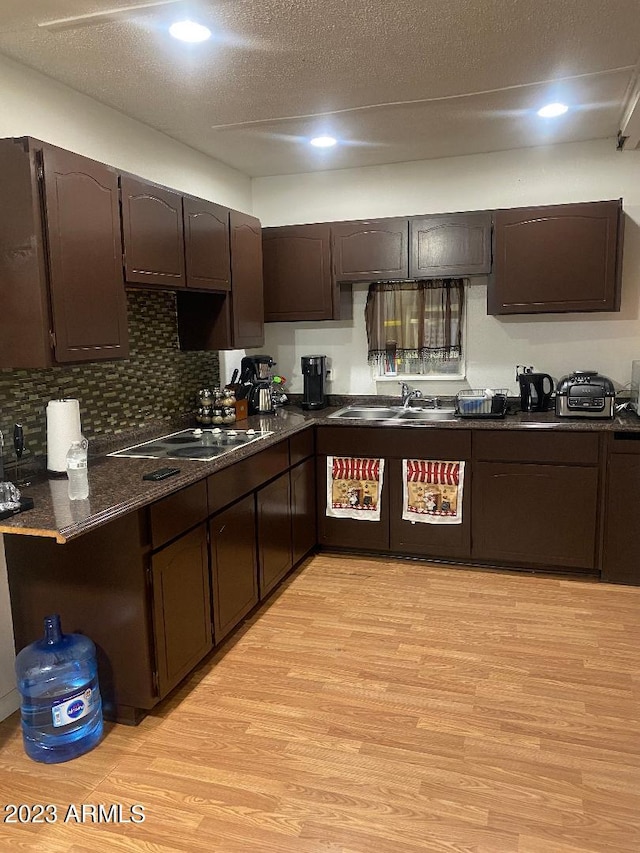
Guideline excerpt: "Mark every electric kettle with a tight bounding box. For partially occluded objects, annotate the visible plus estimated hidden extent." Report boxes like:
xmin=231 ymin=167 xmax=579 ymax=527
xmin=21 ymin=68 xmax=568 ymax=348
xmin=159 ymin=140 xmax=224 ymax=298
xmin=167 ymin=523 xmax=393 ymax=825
xmin=248 ymin=381 xmax=274 ymax=414
xmin=517 ymin=367 xmax=554 ymax=412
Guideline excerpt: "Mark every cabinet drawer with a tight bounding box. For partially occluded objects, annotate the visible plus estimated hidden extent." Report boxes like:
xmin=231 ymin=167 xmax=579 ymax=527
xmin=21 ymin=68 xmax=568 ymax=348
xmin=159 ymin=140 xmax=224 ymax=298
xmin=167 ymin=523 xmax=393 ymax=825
xmin=316 ymin=426 xmax=471 ymax=460
xmin=609 ymin=431 xmax=640 ymax=454
xmin=473 ymin=430 xmax=600 ymax=465
xmin=150 ymin=480 xmax=208 ymax=550
xmin=207 ymin=441 xmax=289 ymax=514
xmin=289 ymin=428 xmax=314 ymax=466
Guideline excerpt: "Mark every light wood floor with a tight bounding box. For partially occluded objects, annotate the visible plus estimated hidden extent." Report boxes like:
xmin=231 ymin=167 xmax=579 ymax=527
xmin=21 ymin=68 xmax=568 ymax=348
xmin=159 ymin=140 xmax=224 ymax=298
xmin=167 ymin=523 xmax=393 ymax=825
xmin=1 ymin=553 xmax=639 ymax=852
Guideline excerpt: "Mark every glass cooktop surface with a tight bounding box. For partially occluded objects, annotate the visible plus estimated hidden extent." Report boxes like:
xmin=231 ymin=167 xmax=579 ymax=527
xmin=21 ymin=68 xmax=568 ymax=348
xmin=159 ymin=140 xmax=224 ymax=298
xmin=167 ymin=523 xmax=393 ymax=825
xmin=108 ymin=428 xmax=272 ymax=462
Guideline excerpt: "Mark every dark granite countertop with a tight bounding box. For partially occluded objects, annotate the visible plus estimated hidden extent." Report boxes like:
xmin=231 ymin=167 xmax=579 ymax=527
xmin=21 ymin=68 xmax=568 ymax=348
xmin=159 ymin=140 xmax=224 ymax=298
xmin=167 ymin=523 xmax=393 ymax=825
xmin=2 ymin=403 xmax=639 ymax=543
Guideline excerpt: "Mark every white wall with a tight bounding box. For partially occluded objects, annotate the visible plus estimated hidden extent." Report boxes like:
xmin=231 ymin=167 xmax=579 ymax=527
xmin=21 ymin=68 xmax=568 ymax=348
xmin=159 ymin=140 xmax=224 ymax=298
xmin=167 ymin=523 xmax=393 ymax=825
xmin=0 ymin=54 xmax=253 ymax=719
xmin=0 ymin=53 xmax=251 ymax=211
xmin=253 ymin=139 xmax=640 ymax=396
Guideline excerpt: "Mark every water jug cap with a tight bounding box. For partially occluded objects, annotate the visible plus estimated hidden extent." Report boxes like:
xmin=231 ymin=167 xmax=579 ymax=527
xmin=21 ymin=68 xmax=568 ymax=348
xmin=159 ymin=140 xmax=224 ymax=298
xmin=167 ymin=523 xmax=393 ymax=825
xmin=43 ymin=614 xmax=62 ymax=645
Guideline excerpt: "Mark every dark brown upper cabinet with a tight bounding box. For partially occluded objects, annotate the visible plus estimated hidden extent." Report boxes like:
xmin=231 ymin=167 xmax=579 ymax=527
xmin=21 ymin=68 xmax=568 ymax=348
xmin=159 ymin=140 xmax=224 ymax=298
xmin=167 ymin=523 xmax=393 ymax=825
xmin=228 ymin=210 xmax=265 ymax=348
xmin=120 ymin=174 xmax=186 ymax=288
xmin=0 ymin=137 xmax=129 ymax=368
xmin=263 ymin=224 xmax=335 ymax=321
xmin=332 ymin=218 xmax=409 ymax=281
xmin=489 ymin=199 xmax=623 ymax=314
xmin=177 ymin=210 xmax=264 ymax=351
xmin=183 ymin=196 xmax=231 ymax=291
xmin=409 ymin=212 xmax=492 ymax=278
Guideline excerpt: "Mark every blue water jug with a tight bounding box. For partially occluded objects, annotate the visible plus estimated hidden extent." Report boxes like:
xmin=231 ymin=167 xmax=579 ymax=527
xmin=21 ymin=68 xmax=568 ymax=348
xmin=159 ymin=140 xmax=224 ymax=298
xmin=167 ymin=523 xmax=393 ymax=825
xmin=15 ymin=614 xmax=103 ymax=763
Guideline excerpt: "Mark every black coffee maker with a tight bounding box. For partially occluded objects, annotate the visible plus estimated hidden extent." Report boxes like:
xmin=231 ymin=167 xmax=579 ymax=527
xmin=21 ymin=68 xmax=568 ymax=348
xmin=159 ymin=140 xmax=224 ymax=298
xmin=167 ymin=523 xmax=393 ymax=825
xmin=240 ymin=355 xmax=275 ymax=414
xmin=517 ymin=365 xmax=554 ymax=412
xmin=301 ymin=355 xmax=328 ymax=410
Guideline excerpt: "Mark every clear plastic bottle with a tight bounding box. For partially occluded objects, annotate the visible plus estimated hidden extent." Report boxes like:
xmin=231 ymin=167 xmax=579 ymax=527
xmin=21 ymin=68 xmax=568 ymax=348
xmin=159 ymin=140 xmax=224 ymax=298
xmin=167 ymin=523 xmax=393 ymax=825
xmin=15 ymin=614 xmax=103 ymax=763
xmin=66 ymin=438 xmax=89 ymax=500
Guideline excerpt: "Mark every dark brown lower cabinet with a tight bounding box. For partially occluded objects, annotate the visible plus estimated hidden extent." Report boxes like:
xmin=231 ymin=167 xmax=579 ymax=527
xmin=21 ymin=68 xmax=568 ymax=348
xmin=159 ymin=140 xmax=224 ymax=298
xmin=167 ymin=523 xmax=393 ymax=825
xmin=602 ymin=434 xmax=640 ymax=584
xmin=388 ymin=459 xmax=471 ymax=559
xmin=257 ymin=472 xmax=293 ymax=598
xmin=4 ymin=510 xmax=157 ymax=725
xmin=316 ymin=454 xmax=391 ymax=550
xmin=209 ymin=494 xmax=259 ymax=642
xmin=151 ymin=524 xmax=212 ymax=698
xmin=316 ymin=425 xmax=472 ymax=555
xmin=471 ymin=462 xmax=599 ymax=570
xmin=4 ymin=433 xmax=320 ymax=725
xmin=291 ymin=457 xmax=316 ymax=565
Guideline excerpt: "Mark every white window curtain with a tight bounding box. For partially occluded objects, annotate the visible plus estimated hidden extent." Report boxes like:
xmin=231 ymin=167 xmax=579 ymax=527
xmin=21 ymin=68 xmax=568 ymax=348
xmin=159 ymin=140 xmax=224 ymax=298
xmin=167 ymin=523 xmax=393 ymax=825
xmin=365 ymin=278 xmax=466 ymax=376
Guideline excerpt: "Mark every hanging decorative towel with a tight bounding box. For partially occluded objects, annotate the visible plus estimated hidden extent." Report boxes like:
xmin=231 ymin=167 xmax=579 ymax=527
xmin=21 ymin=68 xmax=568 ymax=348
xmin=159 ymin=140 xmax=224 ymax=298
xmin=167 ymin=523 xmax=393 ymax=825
xmin=402 ymin=459 xmax=465 ymax=524
xmin=326 ymin=456 xmax=385 ymax=521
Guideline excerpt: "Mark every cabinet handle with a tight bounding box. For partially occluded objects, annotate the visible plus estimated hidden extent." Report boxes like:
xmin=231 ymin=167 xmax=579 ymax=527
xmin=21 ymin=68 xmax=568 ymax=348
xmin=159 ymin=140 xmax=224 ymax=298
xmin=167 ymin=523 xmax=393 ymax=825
xmin=492 ymin=472 xmax=550 ymax=479
xmin=613 ymin=432 xmax=640 ymax=441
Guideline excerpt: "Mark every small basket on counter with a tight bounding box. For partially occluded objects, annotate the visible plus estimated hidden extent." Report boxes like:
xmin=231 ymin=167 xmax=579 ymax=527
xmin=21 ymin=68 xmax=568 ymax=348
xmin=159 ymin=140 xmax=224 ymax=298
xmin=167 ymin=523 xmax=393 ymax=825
xmin=455 ymin=388 xmax=509 ymax=418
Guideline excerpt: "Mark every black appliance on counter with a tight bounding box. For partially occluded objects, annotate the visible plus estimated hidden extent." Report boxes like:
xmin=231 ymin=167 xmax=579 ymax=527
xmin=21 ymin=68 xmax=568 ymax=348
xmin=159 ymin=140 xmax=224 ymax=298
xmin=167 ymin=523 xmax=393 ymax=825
xmin=301 ymin=355 xmax=328 ymax=410
xmin=555 ymin=370 xmax=616 ymax=418
xmin=239 ymin=355 xmax=275 ymax=414
xmin=517 ymin=366 xmax=554 ymax=412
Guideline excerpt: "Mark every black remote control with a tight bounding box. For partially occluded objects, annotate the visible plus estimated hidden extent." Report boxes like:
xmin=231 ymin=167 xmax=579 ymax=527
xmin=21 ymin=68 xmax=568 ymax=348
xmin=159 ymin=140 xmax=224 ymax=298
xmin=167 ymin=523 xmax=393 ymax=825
xmin=142 ymin=467 xmax=181 ymax=481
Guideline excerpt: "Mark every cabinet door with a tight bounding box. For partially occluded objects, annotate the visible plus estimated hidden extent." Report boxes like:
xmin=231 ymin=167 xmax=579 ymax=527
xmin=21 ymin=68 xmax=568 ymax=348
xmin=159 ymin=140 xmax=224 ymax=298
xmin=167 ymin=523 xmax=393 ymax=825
xmin=602 ymin=442 xmax=640 ymax=584
xmin=409 ymin=212 xmax=492 ymax=278
xmin=41 ymin=145 xmax=129 ymax=363
xmin=210 ymin=494 xmax=259 ymax=641
xmin=490 ymin=200 xmax=622 ymax=314
xmin=183 ymin=196 xmax=230 ymax=291
xmin=5 ymin=509 xmax=157 ymax=720
xmin=229 ymin=210 xmax=264 ymax=348
xmin=151 ymin=524 xmax=212 ymax=698
xmin=121 ymin=175 xmax=186 ymax=288
xmin=291 ymin=457 xmax=317 ymax=565
xmin=332 ymin=219 xmax=409 ymax=281
xmin=471 ymin=462 xmax=599 ymax=569
xmin=263 ymin=224 xmax=335 ymax=321
xmin=389 ymin=459 xmax=471 ymax=559
xmin=316 ymin=455 xmax=391 ymax=551
xmin=257 ymin=472 xmax=293 ymax=599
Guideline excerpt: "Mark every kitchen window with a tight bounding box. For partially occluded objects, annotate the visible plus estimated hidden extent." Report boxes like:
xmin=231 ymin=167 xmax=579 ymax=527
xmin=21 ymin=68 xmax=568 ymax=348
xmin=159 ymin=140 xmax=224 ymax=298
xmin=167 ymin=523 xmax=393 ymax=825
xmin=365 ymin=278 xmax=466 ymax=379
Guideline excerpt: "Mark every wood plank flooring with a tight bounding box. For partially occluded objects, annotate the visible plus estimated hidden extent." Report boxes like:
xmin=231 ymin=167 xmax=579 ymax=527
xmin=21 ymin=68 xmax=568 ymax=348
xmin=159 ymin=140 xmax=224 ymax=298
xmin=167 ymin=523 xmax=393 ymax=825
xmin=0 ymin=553 xmax=639 ymax=852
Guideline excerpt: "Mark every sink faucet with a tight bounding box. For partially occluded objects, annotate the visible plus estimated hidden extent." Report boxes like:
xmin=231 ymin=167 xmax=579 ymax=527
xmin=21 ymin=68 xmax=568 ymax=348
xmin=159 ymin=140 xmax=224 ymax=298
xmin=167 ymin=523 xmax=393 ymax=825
xmin=400 ymin=383 xmax=422 ymax=407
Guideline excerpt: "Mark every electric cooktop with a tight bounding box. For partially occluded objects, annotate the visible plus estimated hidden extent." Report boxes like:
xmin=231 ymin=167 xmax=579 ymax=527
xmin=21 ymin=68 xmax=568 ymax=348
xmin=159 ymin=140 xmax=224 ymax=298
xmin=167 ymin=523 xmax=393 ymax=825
xmin=108 ymin=428 xmax=273 ymax=462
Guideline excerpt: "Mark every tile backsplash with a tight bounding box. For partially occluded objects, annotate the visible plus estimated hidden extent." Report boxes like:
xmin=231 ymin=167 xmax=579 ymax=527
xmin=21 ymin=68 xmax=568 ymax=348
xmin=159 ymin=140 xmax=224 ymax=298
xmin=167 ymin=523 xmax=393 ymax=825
xmin=0 ymin=289 xmax=219 ymax=462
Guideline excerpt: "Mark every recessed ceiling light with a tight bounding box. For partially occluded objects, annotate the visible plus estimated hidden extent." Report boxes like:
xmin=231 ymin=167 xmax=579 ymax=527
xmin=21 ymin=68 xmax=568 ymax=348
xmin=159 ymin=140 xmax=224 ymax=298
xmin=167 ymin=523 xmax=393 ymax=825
xmin=169 ymin=20 xmax=211 ymax=42
xmin=537 ymin=102 xmax=569 ymax=118
xmin=309 ymin=136 xmax=337 ymax=148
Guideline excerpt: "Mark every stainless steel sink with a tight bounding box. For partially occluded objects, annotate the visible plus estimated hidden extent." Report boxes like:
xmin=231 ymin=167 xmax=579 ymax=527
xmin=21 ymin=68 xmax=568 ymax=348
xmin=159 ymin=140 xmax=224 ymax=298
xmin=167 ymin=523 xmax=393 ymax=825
xmin=328 ymin=407 xmax=401 ymax=420
xmin=328 ymin=406 xmax=457 ymax=423
xmin=395 ymin=407 xmax=456 ymax=421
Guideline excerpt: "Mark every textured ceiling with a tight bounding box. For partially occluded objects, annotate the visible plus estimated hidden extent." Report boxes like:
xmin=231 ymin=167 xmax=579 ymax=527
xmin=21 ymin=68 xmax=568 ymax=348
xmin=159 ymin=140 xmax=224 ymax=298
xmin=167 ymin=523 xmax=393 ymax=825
xmin=1 ymin=0 xmax=639 ymax=176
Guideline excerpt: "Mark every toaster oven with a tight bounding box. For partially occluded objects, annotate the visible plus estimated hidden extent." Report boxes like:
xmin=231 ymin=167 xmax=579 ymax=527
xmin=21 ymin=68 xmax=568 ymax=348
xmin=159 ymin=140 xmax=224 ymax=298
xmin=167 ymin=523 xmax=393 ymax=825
xmin=555 ymin=370 xmax=615 ymax=418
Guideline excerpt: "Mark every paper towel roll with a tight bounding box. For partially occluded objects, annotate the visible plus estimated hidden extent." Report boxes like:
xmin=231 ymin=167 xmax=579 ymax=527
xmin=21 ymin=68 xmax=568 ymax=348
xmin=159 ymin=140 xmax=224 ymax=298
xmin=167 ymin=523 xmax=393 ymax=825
xmin=46 ymin=399 xmax=82 ymax=473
